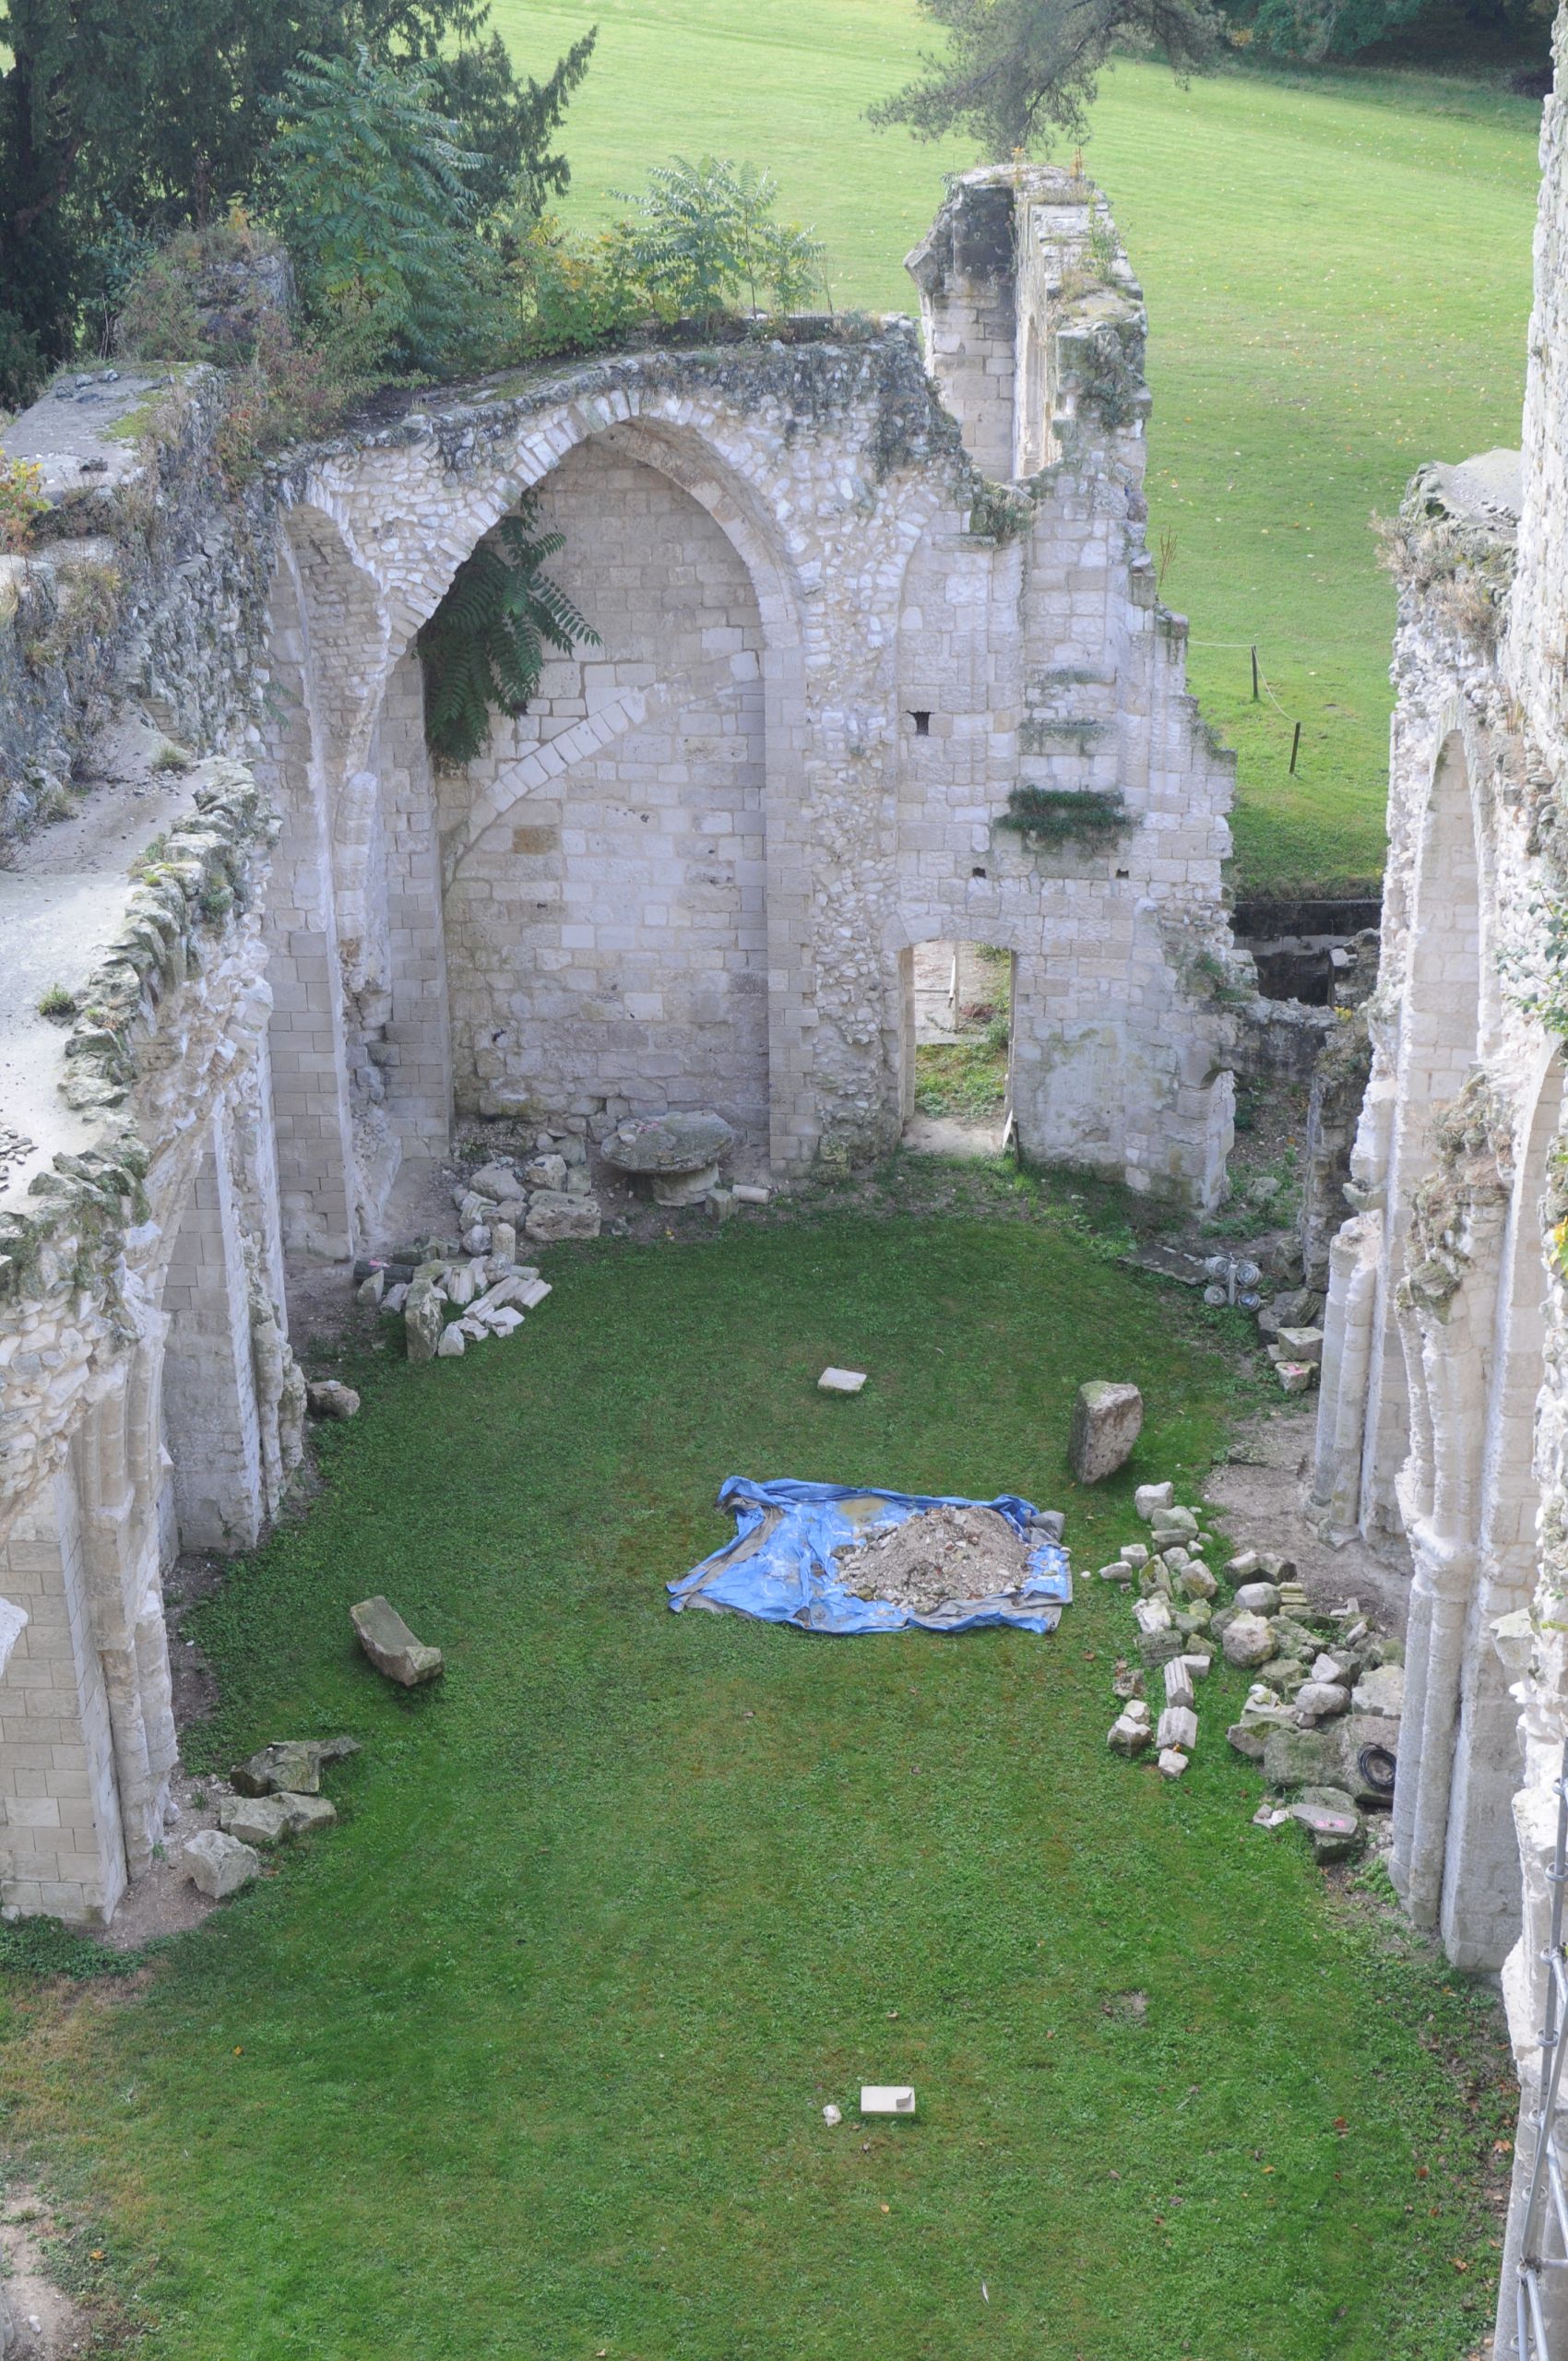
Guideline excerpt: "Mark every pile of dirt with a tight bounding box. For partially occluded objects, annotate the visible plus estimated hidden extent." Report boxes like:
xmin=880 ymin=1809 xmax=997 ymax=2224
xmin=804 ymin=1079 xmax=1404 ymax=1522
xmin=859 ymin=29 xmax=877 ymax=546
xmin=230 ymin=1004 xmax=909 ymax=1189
xmin=834 ymin=1503 xmax=1033 ymax=1612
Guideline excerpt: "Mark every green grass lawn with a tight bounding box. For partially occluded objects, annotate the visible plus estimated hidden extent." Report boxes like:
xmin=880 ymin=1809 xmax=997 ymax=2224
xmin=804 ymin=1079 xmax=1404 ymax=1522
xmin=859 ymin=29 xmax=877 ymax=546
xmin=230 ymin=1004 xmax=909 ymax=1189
xmin=492 ymin=0 xmax=1542 ymax=892
xmin=3 ymin=1206 xmax=1514 ymax=2356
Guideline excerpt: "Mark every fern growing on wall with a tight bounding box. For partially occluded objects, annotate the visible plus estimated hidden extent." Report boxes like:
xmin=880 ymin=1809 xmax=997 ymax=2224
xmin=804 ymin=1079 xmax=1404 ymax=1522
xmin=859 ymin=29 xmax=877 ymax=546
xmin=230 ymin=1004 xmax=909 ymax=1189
xmin=419 ymin=495 xmax=599 ymax=766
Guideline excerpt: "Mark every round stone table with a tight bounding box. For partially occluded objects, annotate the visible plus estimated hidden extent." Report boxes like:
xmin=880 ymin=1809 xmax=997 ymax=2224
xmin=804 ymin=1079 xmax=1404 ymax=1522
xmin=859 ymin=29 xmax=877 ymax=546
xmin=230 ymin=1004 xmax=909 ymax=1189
xmin=600 ymin=1110 xmax=736 ymax=1207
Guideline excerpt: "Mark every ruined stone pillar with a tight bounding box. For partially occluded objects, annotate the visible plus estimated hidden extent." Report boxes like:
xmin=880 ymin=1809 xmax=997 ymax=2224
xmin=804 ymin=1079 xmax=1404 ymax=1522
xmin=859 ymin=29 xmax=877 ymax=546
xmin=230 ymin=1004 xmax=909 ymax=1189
xmin=160 ymin=1103 xmax=268 ymax=1550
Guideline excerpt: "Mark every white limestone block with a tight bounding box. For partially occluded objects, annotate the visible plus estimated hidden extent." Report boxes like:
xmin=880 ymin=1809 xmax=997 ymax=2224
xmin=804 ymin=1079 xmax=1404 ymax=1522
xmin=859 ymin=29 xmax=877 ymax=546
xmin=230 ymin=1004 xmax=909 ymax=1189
xmin=860 ymin=2085 xmax=916 ymax=2116
xmin=818 ymin=1368 xmax=867 ymax=1394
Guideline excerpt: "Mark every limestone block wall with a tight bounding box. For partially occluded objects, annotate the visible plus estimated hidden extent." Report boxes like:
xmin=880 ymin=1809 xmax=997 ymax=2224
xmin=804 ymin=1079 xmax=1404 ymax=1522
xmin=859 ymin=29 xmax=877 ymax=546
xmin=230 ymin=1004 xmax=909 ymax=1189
xmin=441 ymin=436 xmax=770 ymax=1138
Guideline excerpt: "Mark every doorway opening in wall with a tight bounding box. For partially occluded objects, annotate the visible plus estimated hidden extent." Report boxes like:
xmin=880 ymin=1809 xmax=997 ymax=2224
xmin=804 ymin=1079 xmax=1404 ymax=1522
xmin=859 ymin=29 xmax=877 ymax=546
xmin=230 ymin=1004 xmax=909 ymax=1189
xmin=900 ymin=941 xmax=1015 ymax=1157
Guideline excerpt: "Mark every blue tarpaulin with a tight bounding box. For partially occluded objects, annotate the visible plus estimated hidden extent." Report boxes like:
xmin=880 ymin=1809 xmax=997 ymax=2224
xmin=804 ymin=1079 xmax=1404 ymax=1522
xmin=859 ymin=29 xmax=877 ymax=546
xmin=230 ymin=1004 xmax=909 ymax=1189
xmin=668 ymin=1477 xmax=1072 ymax=1634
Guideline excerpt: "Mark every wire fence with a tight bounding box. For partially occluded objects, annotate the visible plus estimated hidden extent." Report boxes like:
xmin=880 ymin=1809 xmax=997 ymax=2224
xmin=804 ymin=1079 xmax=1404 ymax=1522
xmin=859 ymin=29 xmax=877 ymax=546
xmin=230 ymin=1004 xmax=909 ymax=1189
xmin=1187 ymin=639 xmax=1303 ymax=774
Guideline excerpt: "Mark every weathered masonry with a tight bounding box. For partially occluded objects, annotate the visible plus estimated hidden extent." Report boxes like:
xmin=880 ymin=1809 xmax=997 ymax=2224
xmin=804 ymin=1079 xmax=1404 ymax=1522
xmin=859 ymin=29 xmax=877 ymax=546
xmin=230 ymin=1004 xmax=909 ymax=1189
xmin=1306 ymin=16 xmax=1568 ymax=2344
xmin=0 ymin=165 xmax=1242 ymax=1925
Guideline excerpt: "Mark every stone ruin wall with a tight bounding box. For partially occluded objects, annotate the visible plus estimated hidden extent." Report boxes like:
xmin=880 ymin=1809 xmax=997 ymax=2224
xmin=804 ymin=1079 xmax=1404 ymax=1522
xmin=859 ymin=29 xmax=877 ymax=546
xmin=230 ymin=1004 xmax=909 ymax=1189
xmin=1308 ymin=16 xmax=1568 ymax=2342
xmin=0 ymin=167 xmax=1245 ymax=1929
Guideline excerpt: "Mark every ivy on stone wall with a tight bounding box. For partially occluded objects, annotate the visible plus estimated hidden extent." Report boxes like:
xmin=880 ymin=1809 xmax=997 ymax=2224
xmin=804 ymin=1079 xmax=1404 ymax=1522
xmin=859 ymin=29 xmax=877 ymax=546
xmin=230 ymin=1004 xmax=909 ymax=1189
xmin=418 ymin=493 xmax=598 ymax=766
xmin=994 ymin=782 xmax=1129 ymax=849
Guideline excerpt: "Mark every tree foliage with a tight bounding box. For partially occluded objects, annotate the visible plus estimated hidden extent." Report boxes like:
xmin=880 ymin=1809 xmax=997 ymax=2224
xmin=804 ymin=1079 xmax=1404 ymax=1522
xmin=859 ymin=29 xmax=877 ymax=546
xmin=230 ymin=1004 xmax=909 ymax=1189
xmin=418 ymin=501 xmax=600 ymax=767
xmin=615 ymin=158 xmax=826 ymax=328
xmin=870 ymin=0 xmax=1221 ymax=154
xmin=0 ymin=0 xmax=594 ymax=402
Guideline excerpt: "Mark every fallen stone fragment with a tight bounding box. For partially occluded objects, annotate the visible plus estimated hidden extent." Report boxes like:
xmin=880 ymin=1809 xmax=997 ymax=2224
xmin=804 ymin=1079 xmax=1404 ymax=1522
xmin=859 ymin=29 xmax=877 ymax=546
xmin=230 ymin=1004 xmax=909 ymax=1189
xmin=1276 ymin=1325 xmax=1324 ymax=1366
xmin=1121 ymin=1543 xmax=1149 ymax=1570
xmin=1157 ymin=1704 xmax=1198 ymax=1752
xmin=517 ymin=1276 xmax=552 ymax=1310
xmin=1227 ymin=1549 xmax=1262 ymax=1580
xmin=469 ymin=1161 xmax=520 ymax=1200
xmin=383 ymin=1283 xmax=409 ymax=1314
xmin=1133 ymin=1594 xmax=1172 ymax=1635
xmin=357 ymin=1269 xmax=385 ymax=1306
xmin=818 ymin=1367 xmax=867 ymax=1394
xmin=350 ymin=1596 xmax=444 ymax=1687
xmin=184 ymin=1829 xmax=259 ymax=1898
xmin=1229 ymin=1724 xmax=1266 ymax=1761
xmin=1139 ymin=1628 xmax=1187 ymax=1669
xmin=1234 ymin=1581 xmax=1282 ymax=1618
xmin=523 ymin=1153 xmax=568 ymax=1192
xmin=1157 ymin=1748 xmax=1189 ymax=1779
xmin=1223 ymin=1611 xmax=1275 ymax=1669
xmin=1099 ymin=1560 xmax=1134 ymax=1583
xmin=220 ymin=1793 xmax=338 ymax=1845
xmin=492 ymin=1221 xmax=517 ymax=1265
xmin=1291 ymin=1785 xmax=1363 ymax=1863
xmin=822 ymin=2103 xmax=842 ymax=2126
xmin=436 ymin=1322 xmax=467 ymax=1358
xmin=1109 ymin=1712 xmax=1153 ymax=1758
xmin=1276 ymin=1360 xmax=1316 ymax=1394
xmin=1163 ymin=1657 xmax=1195 ymax=1711
xmin=1151 ymin=1505 xmax=1199 ymax=1542
xmin=1252 ymin=1803 xmax=1293 ymax=1829
xmin=1112 ymin=1663 xmax=1145 ymax=1702
xmin=445 ymin=1264 xmax=477 ymax=1308
xmin=861 ymin=2085 xmax=916 ymax=2116
xmin=1295 ymin=1679 xmax=1350 ymax=1724
xmin=481 ymin=1304 xmax=524 ymax=1335
xmin=231 ymin=1739 xmax=320 ymax=1797
xmin=1068 ymin=1381 xmax=1144 ymax=1484
xmin=733 ymin=1183 xmax=771 ymax=1204
xmin=1182 ymin=1652 xmax=1211 ymax=1682
xmin=1134 ymin=1482 xmax=1174 ymax=1520
xmin=403 ymin=1275 xmax=445 ymax=1363
xmin=525 ymin=1191 xmax=602 ymax=1242
xmin=1351 ymin=1662 xmax=1405 ymax=1718
xmin=306 ymin=1380 xmax=360 ymax=1421
xmin=1263 ymin=1725 xmax=1341 ymax=1787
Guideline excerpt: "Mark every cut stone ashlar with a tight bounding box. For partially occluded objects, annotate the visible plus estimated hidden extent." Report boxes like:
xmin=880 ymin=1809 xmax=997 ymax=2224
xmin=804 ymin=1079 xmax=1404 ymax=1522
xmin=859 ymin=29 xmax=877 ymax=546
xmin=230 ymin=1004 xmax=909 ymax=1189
xmin=861 ymin=2085 xmax=916 ymax=2116
xmin=818 ymin=1367 xmax=868 ymax=1394
xmin=1068 ymin=1380 xmax=1144 ymax=1484
xmin=1157 ymin=1704 xmax=1198 ymax=1752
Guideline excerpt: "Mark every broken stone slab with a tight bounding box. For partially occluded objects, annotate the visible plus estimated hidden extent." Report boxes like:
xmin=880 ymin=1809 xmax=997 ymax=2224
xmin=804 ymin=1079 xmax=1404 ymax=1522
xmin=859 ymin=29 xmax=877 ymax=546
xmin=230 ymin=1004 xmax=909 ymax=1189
xmin=230 ymin=1736 xmax=360 ymax=1796
xmin=480 ymin=1304 xmax=525 ymax=1336
xmin=306 ymin=1380 xmax=360 ymax=1420
xmin=1157 ymin=1704 xmax=1198 ymax=1751
xmin=184 ymin=1829 xmax=259 ymax=1898
xmin=1163 ymin=1658 xmax=1195 ymax=1710
xmin=1351 ymin=1662 xmax=1405 ymax=1718
xmin=1291 ymin=1785 xmax=1363 ymax=1863
xmin=1108 ymin=1712 xmax=1153 ymax=1758
xmin=1067 ymin=1380 xmax=1144 ymax=1483
xmin=1234 ymin=1581 xmax=1282 ymax=1618
xmin=1222 ymin=1611 xmax=1275 ymax=1669
xmin=818 ymin=1367 xmax=868 ymax=1394
xmin=1295 ymin=1679 xmax=1351 ymax=1724
xmin=220 ymin=1792 xmax=338 ymax=1845
xmin=524 ymin=1191 xmax=602 ymax=1242
xmin=1134 ymin=1481 xmax=1174 ymax=1520
xmin=437 ymin=1323 xmax=467 ymax=1358
xmin=1139 ymin=1562 xmax=1172 ymax=1598
xmin=350 ymin=1596 xmax=444 ymax=1687
xmin=1157 ymin=1748 xmax=1189 ymax=1779
xmin=1263 ymin=1725 xmax=1341 ymax=1788
xmin=403 ymin=1275 xmax=445 ymax=1363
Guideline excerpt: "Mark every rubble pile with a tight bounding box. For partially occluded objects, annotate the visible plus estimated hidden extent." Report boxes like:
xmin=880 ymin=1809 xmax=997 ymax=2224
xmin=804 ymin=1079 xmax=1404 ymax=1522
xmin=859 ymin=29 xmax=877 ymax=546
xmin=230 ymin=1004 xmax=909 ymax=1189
xmin=1098 ymin=1480 xmax=1403 ymax=1860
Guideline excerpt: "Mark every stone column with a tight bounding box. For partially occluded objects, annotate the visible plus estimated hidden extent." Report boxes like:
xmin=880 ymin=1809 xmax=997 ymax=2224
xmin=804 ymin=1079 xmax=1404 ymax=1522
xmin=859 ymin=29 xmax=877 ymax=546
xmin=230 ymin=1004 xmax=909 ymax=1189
xmin=161 ymin=1103 xmax=268 ymax=1551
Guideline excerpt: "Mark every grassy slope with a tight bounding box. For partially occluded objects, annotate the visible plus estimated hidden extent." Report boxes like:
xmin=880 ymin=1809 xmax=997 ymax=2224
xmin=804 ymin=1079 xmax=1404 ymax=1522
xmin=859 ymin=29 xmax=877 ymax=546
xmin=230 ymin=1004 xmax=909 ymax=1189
xmin=493 ymin=0 xmax=1541 ymax=891
xmin=5 ymin=1208 xmax=1512 ymax=2357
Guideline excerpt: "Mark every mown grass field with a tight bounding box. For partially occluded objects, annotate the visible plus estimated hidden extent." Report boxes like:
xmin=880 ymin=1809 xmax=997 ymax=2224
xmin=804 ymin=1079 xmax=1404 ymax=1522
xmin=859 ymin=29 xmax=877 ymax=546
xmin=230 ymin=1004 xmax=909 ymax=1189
xmin=493 ymin=0 xmax=1543 ymax=891
xmin=2 ymin=1199 xmax=1515 ymax=2356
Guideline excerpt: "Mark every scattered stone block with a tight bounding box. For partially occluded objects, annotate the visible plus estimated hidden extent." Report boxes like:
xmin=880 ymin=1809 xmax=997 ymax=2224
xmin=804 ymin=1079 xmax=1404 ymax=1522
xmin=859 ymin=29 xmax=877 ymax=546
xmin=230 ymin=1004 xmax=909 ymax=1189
xmin=1157 ymin=1748 xmax=1189 ymax=1779
xmin=1234 ymin=1581 xmax=1282 ymax=1617
xmin=1133 ymin=1595 xmax=1172 ymax=1634
xmin=523 ymin=1153 xmax=568 ymax=1192
xmin=517 ymin=1276 xmax=552 ymax=1310
xmin=861 ymin=2085 xmax=916 ymax=2116
xmin=383 ymin=1283 xmax=409 ymax=1314
xmin=1351 ymin=1662 xmax=1405 ymax=1718
xmin=469 ymin=1161 xmax=519 ymax=1200
xmin=1121 ymin=1543 xmax=1149 ymax=1570
xmin=1157 ymin=1705 xmax=1198 ymax=1752
xmin=1068 ymin=1381 xmax=1145 ymax=1483
xmin=1109 ymin=1712 xmax=1153 ymax=1758
xmin=1227 ymin=1549 xmax=1262 ymax=1579
xmin=822 ymin=2103 xmax=842 ymax=2126
xmin=1263 ymin=1726 xmax=1340 ymax=1787
xmin=818 ymin=1367 xmax=867 ymax=1394
xmin=184 ymin=1829 xmax=259 ymax=1898
xmin=1163 ymin=1657 xmax=1195 ymax=1710
xmin=1151 ymin=1505 xmax=1199 ymax=1541
xmin=403 ymin=1275 xmax=445 ymax=1364
xmin=1135 ymin=1482 xmax=1174 ymax=1520
xmin=1276 ymin=1361 xmax=1316 ymax=1394
xmin=1291 ymin=1786 xmax=1363 ymax=1863
xmin=1139 ymin=1628 xmax=1187 ymax=1669
xmin=732 ymin=1183 xmax=771 ymax=1204
xmin=1222 ymin=1611 xmax=1275 ymax=1669
xmin=306 ymin=1380 xmax=360 ymax=1421
xmin=350 ymin=1596 xmax=444 ymax=1687
xmin=220 ymin=1793 xmax=337 ymax=1845
xmin=357 ymin=1270 xmax=385 ymax=1306
xmin=1295 ymin=1679 xmax=1350 ymax=1723
xmin=492 ymin=1221 xmax=517 ymax=1265
xmin=1112 ymin=1663 xmax=1145 ymax=1702
xmin=525 ymin=1191 xmax=602 ymax=1242
xmin=437 ymin=1323 xmax=467 ymax=1358
xmin=1176 ymin=1561 xmax=1218 ymax=1601
xmin=1182 ymin=1652 xmax=1210 ymax=1681
xmin=1276 ymin=1326 xmax=1324 ymax=1366
xmin=1229 ymin=1724 xmax=1266 ymax=1761
xmin=1099 ymin=1560 xmax=1134 ymax=1583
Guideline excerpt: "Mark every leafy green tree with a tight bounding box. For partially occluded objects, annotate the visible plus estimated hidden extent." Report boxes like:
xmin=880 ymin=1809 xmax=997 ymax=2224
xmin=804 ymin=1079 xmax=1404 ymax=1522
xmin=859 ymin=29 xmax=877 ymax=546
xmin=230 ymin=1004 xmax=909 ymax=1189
xmin=0 ymin=0 xmax=595 ymax=401
xmin=268 ymin=47 xmax=497 ymax=373
xmin=418 ymin=499 xmax=600 ymax=767
xmin=870 ymin=0 xmax=1220 ymax=155
xmin=616 ymin=158 xmax=826 ymax=328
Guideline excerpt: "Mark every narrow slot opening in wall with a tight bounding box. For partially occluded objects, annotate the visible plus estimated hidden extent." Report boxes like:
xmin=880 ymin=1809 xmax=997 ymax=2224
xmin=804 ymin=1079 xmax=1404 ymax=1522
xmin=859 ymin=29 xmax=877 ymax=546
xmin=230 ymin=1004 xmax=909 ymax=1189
xmin=909 ymin=710 xmax=932 ymax=737
xmin=897 ymin=941 xmax=1015 ymax=1159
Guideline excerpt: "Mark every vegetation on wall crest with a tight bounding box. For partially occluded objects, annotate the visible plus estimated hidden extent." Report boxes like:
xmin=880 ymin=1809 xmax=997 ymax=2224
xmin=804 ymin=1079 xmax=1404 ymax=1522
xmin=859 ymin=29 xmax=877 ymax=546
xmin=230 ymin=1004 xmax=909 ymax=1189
xmin=417 ymin=495 xmax=599 ymax=767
